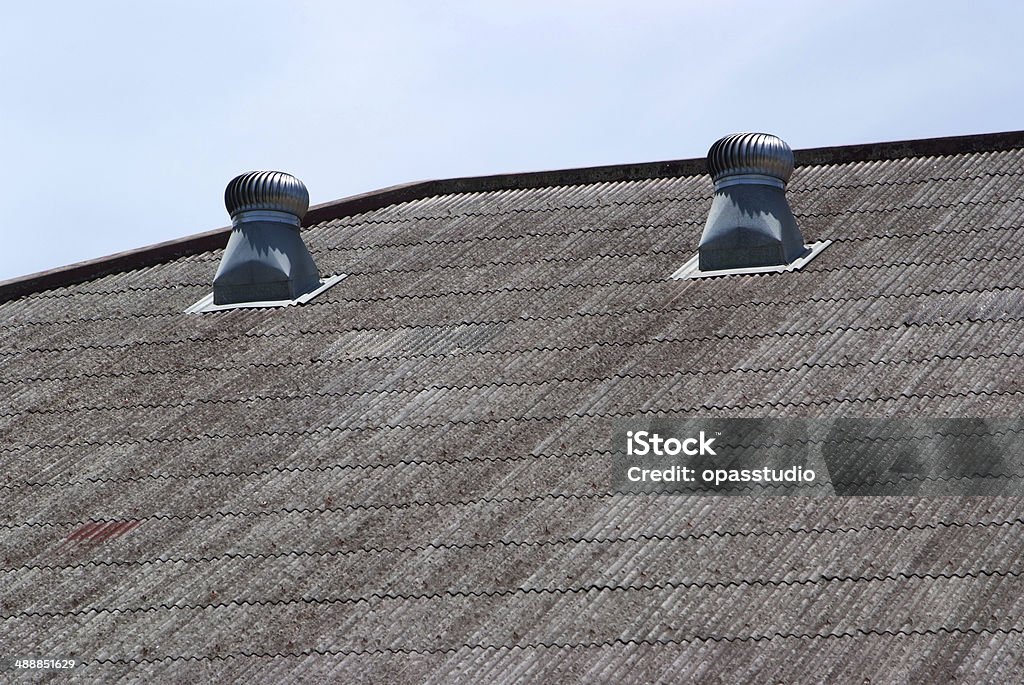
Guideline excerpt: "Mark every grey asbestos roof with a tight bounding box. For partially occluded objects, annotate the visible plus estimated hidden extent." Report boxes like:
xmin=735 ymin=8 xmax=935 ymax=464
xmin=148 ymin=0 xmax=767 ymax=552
xmin=2 ymin=131 xmax=1024 ymax=683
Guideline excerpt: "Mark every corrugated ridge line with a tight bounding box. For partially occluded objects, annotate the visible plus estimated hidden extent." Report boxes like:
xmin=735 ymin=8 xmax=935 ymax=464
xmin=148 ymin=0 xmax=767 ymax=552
xmin=9 ymin=516 xmax=1017 ymax=588
xmin=5 ymin=568 xmax=1023 ymax=621
xmin=36 ymin=626 xmax=1024 ymax=665
xmin=5 ymin=385 xmax=1024 ymax=459
xmin=2 ymin=320 xmax=1021 ymax=389
xmin=6 ymin=349 xmax=1024 ymax=420
xmin=3 ymin=357 xmax=1022 ymax=454
xmin=5 ymin=307 xmax=1024 ymax=363
xmin=10 ymin=573 xmax=1023 ymax=663
xmin=4 ymin=499 xmax=1015 ymax=570
xmin=4 ymin=265 xmax=1023 ymax=335
xmin=4 ymin=499 xmax=1013 ymax=585
xmin=7 ymin=473 xmax=1024 ymax=531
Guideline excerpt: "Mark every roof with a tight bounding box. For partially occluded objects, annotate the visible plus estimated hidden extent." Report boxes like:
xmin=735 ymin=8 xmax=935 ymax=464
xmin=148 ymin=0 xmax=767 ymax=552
xmin=3 ymin=129 xmax=1024 ymax=682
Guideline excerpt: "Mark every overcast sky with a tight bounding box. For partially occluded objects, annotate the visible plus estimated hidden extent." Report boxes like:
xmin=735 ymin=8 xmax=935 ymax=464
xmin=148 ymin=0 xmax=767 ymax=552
xmin=1 ymin=1 xmax=1022 ymax=282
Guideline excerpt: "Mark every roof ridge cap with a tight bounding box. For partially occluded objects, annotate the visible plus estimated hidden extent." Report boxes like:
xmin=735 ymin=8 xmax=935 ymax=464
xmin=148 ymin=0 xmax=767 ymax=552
xmin=794 ymin=129 xmax=1024 ymax=167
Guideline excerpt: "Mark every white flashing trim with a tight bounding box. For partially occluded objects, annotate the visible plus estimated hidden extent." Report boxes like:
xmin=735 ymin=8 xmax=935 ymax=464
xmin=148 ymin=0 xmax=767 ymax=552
xmin=670 ymin=240 xmax=833 ymax=280
xmin=185 ymin=274 xmax=347 ymax=313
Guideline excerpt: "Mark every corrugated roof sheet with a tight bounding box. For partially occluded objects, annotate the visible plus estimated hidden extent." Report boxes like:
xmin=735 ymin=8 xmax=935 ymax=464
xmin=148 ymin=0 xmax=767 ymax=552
xmin=2 ymin=133 xmax=1024 ymax=682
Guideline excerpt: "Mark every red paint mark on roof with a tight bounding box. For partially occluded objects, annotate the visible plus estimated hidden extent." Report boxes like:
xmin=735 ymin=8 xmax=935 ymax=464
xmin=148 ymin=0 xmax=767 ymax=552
xmin=62 ymin=520 xmax=142 ymax=547
xmin=64 ymin=521 xmax=103 ymax=543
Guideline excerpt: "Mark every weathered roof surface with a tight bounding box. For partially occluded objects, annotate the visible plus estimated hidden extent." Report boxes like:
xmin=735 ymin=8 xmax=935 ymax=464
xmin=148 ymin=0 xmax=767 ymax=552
xmin=2 ymin=131 xmax=1024 ymax=683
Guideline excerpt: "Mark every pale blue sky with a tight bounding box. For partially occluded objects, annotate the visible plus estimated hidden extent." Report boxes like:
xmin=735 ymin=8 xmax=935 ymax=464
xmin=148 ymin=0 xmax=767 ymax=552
xmin=1 ymin=1 xmax=1022 ymax=281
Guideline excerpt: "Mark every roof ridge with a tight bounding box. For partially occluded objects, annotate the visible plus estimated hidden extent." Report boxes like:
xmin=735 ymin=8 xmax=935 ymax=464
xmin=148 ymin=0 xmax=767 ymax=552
xmin=2 ymin=128 xmax=1022 ymax=303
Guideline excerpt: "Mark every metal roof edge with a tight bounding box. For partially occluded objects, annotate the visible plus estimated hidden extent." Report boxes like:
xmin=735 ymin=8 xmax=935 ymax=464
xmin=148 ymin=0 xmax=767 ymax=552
xmin=793 ymin=129 xmax=1024 ymax=167
xmin=0 ymin=226 xmax=230 ymax=304
xmin=2 ymin=129 xmax=1021 ymax=303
